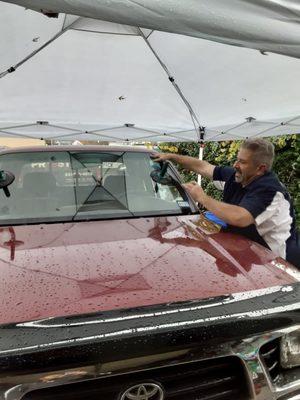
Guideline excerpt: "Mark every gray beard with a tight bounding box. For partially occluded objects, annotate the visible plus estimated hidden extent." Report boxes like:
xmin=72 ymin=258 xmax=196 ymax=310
xmin=234 ymin=173 xmax=243 ymax=183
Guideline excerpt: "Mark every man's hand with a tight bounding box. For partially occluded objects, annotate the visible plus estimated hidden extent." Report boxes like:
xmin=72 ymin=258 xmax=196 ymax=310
xmin=150 ymin=153 xmax=172 ymax=162
xmin=183 ymin=181 xmax=207 ymax=204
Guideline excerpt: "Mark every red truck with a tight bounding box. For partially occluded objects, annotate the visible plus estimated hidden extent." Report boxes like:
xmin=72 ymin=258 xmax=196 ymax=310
xmin=0 ymin=146 xmax=299 ymax=400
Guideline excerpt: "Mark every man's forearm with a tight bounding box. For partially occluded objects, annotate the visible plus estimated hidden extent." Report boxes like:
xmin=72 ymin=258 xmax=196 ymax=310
xmin=168 ymin=154 xmax=201 ymax=171
xmin=168 ymin=154 xmax=213 ymax=178
xmin=201 ymin=194 xmax=254 ymax=228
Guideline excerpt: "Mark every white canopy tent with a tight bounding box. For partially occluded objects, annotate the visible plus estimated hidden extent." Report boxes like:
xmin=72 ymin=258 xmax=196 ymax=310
xmin=0 ymin=0 xmax=299 ymax=143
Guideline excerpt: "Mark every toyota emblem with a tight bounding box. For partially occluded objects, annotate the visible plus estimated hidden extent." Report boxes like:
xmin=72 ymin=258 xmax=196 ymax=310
xmin=120 ymin=383 xmax=164 ymax=400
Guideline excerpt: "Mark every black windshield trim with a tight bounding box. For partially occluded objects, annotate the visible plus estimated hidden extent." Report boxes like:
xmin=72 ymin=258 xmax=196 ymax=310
xmin=0 ymin=211 xmax=200 ymax=227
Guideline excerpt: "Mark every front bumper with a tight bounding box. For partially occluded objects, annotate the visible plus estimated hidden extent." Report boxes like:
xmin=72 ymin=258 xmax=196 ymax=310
xmin=0 ymin=283 xmax=299 ymax=400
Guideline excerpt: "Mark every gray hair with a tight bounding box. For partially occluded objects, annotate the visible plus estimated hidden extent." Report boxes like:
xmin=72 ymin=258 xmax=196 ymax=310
xmin=241 ymin=138 xmax=275 ymax=171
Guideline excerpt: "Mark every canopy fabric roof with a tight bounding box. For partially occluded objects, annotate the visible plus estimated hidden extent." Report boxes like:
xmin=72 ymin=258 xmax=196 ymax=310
xmin=0 ymin=1 xmax=299 ymax=143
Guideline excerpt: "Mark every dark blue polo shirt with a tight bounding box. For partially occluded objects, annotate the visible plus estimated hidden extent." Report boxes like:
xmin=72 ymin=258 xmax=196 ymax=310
xmin=213 ymin=166 xmax=299 ymax=266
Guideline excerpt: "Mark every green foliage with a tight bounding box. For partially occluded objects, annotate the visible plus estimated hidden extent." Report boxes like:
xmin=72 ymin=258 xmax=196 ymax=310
xmin=158 ymin=135 xmax=300 ymax=227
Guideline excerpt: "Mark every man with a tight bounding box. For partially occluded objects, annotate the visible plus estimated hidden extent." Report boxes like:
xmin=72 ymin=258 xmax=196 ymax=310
xmin=153 ymin=138 xmax=299 ymax=268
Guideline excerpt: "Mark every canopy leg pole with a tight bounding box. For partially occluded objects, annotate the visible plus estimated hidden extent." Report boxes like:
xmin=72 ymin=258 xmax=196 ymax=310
xmin=197 ymin=143 xmax=204 ymax=186
xmin=197 ymin=126 xmax=205 ymax=186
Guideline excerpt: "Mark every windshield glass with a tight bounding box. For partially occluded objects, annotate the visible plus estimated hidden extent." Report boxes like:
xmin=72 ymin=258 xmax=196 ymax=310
xmin=0 ymin=151 xmax=187 ymax=224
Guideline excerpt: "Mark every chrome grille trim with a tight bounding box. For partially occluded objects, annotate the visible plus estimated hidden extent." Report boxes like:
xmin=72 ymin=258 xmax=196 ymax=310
xmin=0 ymin=325 xmax=299 ymax=400
xmin=260 ymin=338 xmax=281 ymax=382
xmin=22 ymin=356 xmax=249 ymax=400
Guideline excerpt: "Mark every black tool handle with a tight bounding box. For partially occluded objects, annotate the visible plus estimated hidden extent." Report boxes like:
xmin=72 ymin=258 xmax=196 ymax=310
xmin=160 ymin=162 xmax=169 ymax=177
xmin=3 ymin=187 xmax=10 ymax=197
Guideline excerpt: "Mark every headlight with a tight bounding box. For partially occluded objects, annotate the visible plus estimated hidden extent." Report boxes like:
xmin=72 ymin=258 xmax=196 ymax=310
xmin=280 ymin=330 xmax=300 ymax=369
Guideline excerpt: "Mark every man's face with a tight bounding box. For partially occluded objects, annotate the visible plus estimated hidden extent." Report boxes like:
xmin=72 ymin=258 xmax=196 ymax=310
xmin=233 ymin=148 xmax=265 ymax=186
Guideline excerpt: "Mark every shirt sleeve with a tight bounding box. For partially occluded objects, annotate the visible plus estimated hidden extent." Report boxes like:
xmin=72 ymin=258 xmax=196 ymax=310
xmin=213 ymin=166 xmax=235 ymax=190
xmin=239 ymin=187 xmax=279 ymax=221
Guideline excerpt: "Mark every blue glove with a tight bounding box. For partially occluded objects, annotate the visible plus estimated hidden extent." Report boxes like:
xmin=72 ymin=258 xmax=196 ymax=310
xmin=204 ymin=211 xmax=228 ymax=228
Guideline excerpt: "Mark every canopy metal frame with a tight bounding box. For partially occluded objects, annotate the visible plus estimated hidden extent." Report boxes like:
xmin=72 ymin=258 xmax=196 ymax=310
xmin=0 ymin=7 xmax=299 ymax=143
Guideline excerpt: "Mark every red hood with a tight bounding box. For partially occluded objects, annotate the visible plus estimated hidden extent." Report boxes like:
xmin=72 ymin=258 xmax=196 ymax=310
xmin=0 ymin=215 xmax=297 ymax=325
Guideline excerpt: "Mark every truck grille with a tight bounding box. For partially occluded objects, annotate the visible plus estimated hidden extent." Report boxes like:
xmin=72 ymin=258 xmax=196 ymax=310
xmin=260 ymin=338 xmax=281 ymax=382
xmin=24 ymin=356 xmax=250 ymax=400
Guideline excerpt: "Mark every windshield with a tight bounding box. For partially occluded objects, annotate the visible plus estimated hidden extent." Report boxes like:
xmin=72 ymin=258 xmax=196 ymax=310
xmin=0 ymin=151 xmax=189 ymax=224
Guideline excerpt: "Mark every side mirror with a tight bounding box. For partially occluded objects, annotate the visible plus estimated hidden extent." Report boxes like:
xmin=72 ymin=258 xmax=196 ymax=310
xmin=150 ymin=161 xmax=174 ymax=185
xmin=0 ymin=171 xmax=15 ymax=197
